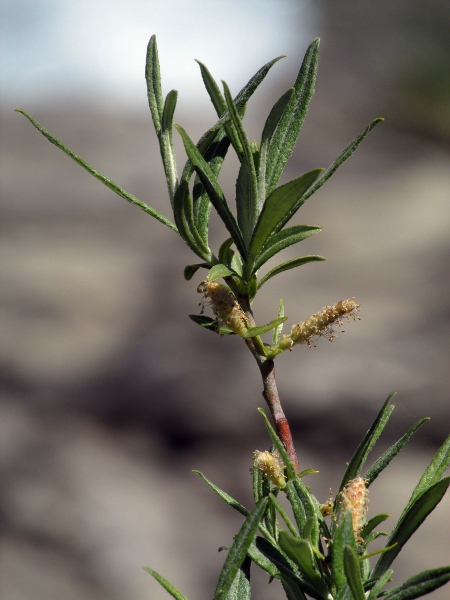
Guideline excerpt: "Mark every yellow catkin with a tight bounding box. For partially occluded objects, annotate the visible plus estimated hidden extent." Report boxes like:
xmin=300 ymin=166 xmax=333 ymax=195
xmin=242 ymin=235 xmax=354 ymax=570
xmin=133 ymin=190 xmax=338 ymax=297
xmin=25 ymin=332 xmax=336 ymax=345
xmin=253 ymin=450 xmax=286 ymax=489
xmin=197 ymin=280 xmax=248 ymax=336
xmin=337 ymin=476 xmax=369 ymax=538
xmin=278 ymin=298 xmax=360 ymax=350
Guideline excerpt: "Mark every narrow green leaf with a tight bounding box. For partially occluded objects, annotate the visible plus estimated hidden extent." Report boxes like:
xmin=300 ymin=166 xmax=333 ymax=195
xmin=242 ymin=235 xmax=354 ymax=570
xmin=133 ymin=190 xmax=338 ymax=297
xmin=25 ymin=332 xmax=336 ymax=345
xmin=257 ymin=255 xmax=326 ymax=289
xmin=175 ymin=124 xmax=247 ymax=258
xmin=383 ymin=566 xmax=450 ymax=600
xmin=360 ymin=514 xmax=391 ymax=539
xmin=372 ymin=477 xmax=450 ymax=579
xmin=269 ymin=494 xmax=298 ymax=537
xmin=247 ymin=169 xmax=323 ymax=271
xmin=160 ymin=89 xmax=179 ymax=204
xmin=273 ymin=299 xmax=285 ymax=346
xmin=406 ymin=434 xmax=450 ymax=511
xmin=366 ymin=568 xmax=393 ymax=600
xmin=16 ymin=109 xmax=178 ymax=232
xmin=214 ymin=497 xmax=269 ymax=600
xmin=143 ymin=568 xmax=190 ymax=600
xmin=258 ymin=88 xmax=294 ymax=209
xmin=188 ymin=314 xmax=234 ymax=335
xmin=173 ymin=180 xmax=212 ymax=260
xmin=338 ymin=393 xmax=396 ymax=493
xmin=208 ymin=264 xmax=235 ymax=281
xmin=222 ymin=81 xmax=258 ymax=246
xmin=301 ymin=118 xmax=384 ymax=205
xmin=364 ymin=418 xmax=429 ymax=486
xmin=285 ymin=478 xmax=321 ymax=547
xmin=193 ymin=471 xmax=249 ymax=517
xmin=242 ymin=316 xmax=288 ymax=339
xmin=257 ymin=408 xmax=297 ymax=481
xmin=266 ymin=39 xmax=319 ymax=195
xmin=180 ymin=55 xmax=285 ymax=187
xmin=278 ymin=531 xmax=327 ymax=595
xmin=184 ymin=263 xmax=209 ymax=281
xmin=343 ymin=545 xmax=365 ymax=600
xmin=145 ymin=35 xmax=164 ymax=134
xmin=224 ymin=557 xmax=251 ymax=600
xmin=253 ymin=225 xmax=322 ymax=273
xmin=332 ymin=510 xmax=357 ymax=596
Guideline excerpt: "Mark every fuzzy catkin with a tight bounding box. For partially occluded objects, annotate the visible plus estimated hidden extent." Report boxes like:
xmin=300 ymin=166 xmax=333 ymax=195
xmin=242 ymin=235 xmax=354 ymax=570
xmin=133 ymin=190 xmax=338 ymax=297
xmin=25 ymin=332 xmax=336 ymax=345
xmin=198 ymin=280 xmax=248 ymax=336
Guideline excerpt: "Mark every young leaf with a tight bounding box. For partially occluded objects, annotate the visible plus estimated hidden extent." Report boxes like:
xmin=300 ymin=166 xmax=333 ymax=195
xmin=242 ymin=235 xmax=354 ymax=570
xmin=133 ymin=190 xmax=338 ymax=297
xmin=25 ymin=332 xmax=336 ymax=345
xmin=257 ymin=255 xmax=326 ymax=289
xmin=285 ymin=478 xmax=321 ymax=548
xmin=338 ymin=393 xmax=396 ymax=493
xmin=364 ymin=418 xmax=429 ymax=486
xmin=184 ymin=263 xmax=209 ymax=281
xmin=222 ymin=81 xmax=259 ymax=246
xmin=224 ymin=557 xmax=251 ymax=600
xmin=343 ymin=545 xmax=365 ymax=600
xmin=145 ymin=35 xmax=164 ymax=134
xmin=160 ymin=89 xmax=179 ymax=204
xmin=371 ymin=477 xmax=450 ymax=579
xmin=273 ymin=299 xmax=285 ymax=346
xmin=213 ymin=497 xmax=269 ymax=600
xmin=242 ymin=316 xmax=288 ymax=339
xmin=383 ymin=566 xmax=450 ymax=600
xmin=208 ymin=264 xmax=235 ymax=281
xmin=366 ymin=569 xmax=393 ymax=600
xmin=247 ymin=169 xmax=324 ymax=272
xmin=173 ymin=180 xmax=212 ymax=260
xmin=253 ymin=225 xmax=322 ymax=274
xmin=175 ymin=124 xmax=247 ymax=259
xmin=360 ymin=514 xmax=391 ymax=539
xmin=265 ymin=38 xmax=319 ymax=195
xmin=143 ymin=568 xmax=190 ymax=600
xmin=258 ymin=88 xmax=294 ymax=208
xmin=16 ymin=110 xmax=178 ymax=233
xmin=188 ymin=314 xmax=234 ymax=335
xmin=278 ymin=531 xmax=328 ymax=596
xmin=332 ymin=509 xmax=357 ymax=596
xmin=300 ymin=118 xmax=384 ymax=205
xmin=405 ymin=434 xmax=450 ymax=511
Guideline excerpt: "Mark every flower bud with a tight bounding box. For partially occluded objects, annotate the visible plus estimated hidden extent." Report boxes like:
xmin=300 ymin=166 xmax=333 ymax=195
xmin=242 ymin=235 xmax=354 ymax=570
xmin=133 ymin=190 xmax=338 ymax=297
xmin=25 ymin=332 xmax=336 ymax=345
xmin=253 ymin=450 xmax=286 ymax=489
xmin=198 ymin=280 xmax=248 ymax=336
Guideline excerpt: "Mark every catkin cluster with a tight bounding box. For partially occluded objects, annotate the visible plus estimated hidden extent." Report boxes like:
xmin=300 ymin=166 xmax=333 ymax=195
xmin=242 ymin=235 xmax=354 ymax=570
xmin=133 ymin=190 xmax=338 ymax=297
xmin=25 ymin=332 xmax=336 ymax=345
xmin=278 ymin=299 xmax=360 ymax=350
xmin=197 ymin=280 xmax=248 ymax=336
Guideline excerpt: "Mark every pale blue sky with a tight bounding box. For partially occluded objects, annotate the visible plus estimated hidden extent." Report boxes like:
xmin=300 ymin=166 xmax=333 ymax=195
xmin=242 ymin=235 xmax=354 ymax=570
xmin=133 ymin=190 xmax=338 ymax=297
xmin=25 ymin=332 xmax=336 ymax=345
xmin=1 ymin=0 xmax=317 ymax=111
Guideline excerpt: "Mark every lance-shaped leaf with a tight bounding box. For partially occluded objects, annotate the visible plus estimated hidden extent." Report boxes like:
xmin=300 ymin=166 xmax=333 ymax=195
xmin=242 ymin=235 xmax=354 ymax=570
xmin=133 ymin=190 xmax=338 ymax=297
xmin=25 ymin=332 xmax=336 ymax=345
xmin=258 ymin=88 xmax=294 ymax=210
xmin=189 ymin=314 xmax=234 ymax=335
xmin=371 ymin=477 xmax=450 ymax=579
xmin=343 ymin=545 xmax=365 ymax=600
xmin=285 ymin=478 xmax=321 ymax=548
xmin=175 ymin=124 xmax=247 ymax=258
xmin=207 ymin=263 xmax=235 ymax=281
xmin=242 ymin=316 xmax=288 ymax=339
xmin=257 ymin=255 xmax=326 ymax=289
xmin=146 ymin=37 xmax=179 ymax=206
xmin=405 ymin=434 xmax=450 ymax=512
xmin=364 ymin=418 xmax=430 ymax=486
xmin=173 ymin=180 xmax=212 ymax=260
xmin=366 ymin=569 xmax=393 ymax=600
xmin=16 ymin=110 xmax=178 ymax=233
xmin=273 ymin=298 xmax=285 ymax=346
xmin=222 ymin=81 xmax=259 ymax=246
xmin=184 ymin=263 xmax=209 ymax=281
xmin=143 ymin=568 xmax=190 ymax=600
xmin=338 ymin=393 xmax=396 ymax=493
xmin=265 ymin=38 xmax=319 ymax=195
xmin=383 ymin=566 xmax=450 ymax=600
xmin=213 ymin=497 xmax=269 ymax=600
xmin=253 ymin=225 xmax=323 ymax=274
xmin=278 ymin=531 xmax=328 ymax=597
xmin=180 ymin=55 xmax=285 ymax=185
xmin=224 ymin=557 xmax=251 ymax=600
xmin=300 ymin=118 xmax=384 ymax=207
xmin=360 ymin=514 xmax=391 ymax=539
xmin=332 ymin=510 xmax=357 ymax=597
xmin=246 ymin=168 xmax=324 ymax=274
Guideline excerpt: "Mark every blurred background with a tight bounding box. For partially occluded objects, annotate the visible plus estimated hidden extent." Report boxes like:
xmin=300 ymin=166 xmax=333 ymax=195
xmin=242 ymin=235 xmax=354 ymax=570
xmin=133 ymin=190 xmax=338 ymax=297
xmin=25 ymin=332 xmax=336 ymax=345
xmin=1 ymin=1 xmax=449 ymax=599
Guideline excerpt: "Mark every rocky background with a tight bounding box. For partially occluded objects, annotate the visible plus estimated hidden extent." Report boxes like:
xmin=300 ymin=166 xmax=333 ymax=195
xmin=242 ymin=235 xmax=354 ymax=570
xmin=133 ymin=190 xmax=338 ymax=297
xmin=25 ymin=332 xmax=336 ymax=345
xmin=2 ymin=2 xmax=450 ymax=599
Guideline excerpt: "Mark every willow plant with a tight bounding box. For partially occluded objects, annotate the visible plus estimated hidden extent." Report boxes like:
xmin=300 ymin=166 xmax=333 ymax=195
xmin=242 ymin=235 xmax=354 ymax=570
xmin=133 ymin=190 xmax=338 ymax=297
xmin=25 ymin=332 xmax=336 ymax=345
xmin=17 ymin=35 xmax=450 ymax=600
